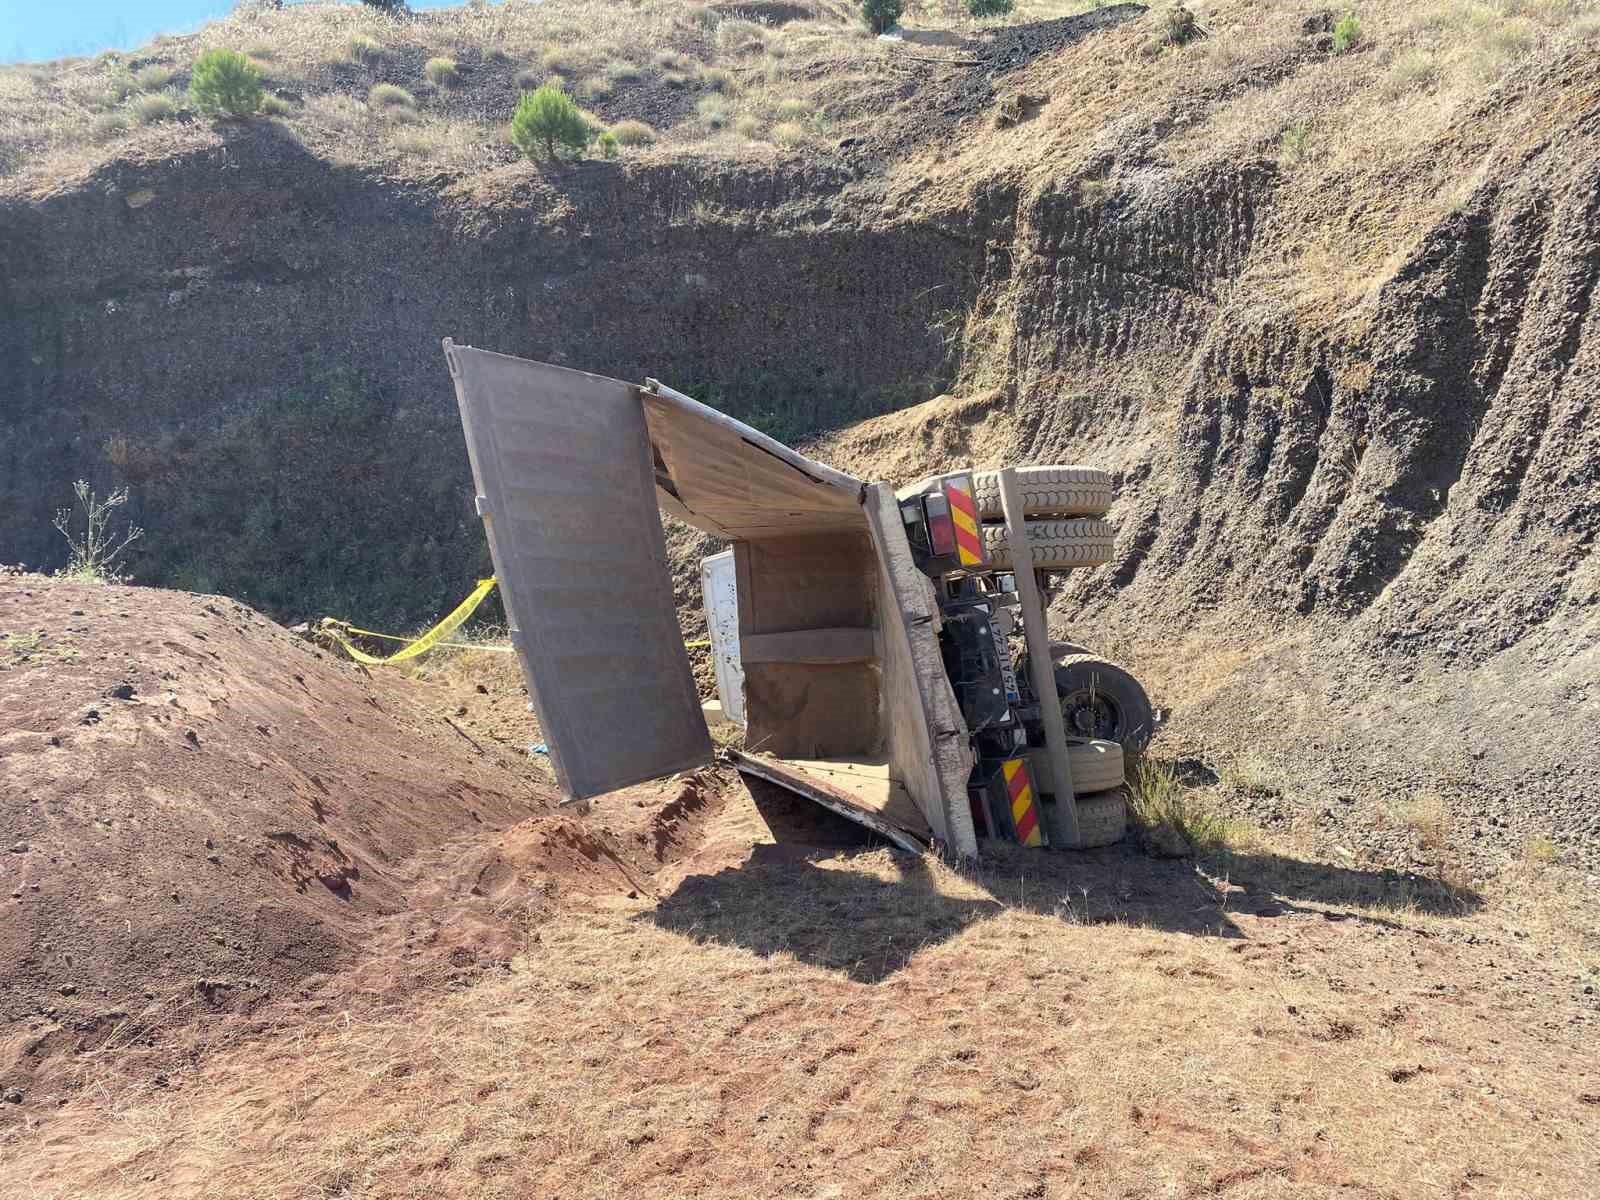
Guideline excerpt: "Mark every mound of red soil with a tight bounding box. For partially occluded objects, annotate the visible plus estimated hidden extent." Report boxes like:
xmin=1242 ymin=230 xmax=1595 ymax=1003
xmin=0 ymin=575 xmax=564 ymax=1087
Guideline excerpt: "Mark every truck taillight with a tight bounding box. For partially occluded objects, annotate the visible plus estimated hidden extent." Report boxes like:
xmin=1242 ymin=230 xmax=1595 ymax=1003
xmin=923 ymin=492 xmax=956 ymax=556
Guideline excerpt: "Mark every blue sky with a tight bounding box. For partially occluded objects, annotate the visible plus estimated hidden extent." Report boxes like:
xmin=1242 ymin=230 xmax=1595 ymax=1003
xmin=0 ymin=1 xmax=457 ymax=64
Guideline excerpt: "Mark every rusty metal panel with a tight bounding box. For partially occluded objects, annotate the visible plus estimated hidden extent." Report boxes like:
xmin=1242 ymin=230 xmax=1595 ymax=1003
xmin=443 ymin=341 xmax=711 ymax=799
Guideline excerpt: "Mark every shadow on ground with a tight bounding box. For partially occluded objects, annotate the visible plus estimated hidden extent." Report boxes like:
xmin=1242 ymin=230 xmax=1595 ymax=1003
xmin=646 ymin=780 xmax=1483 ymax=983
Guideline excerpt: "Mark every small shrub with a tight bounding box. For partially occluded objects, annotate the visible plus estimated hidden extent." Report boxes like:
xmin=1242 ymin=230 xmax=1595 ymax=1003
xmin=598 ymin=129 xmax=619 ymax=159
xmin=697 ymin=94 xmax=732 ymax=130
xmin=104 ymin=68 xmax=139 ymax=104
xmin=131 ymin=92 xmax=178 ymax=124
xmin=609 ymin=118 xmax=655 ymax=146
xmin=360 ymin=0 xmax=407 ymax=11
xmin=1278 ymin=119 xmax=1310 ymax=163
xmin=368 ymin=82 xmax=416 ymax=108
xmin=510 ymin=81 xmax=591 ymax=160
xmin=774 ymin=96 xmax=810 ymax=121
xmin=861 ymin=0 xmax=902 ymax=35
xmin=734 ymin=112 xmax=762 ymax=137
xmin=654 ymin=49 xmax=689 ymax=71
xmin=53 ymin=480 xmax=144 ymax=584
xmin=965 ymin=0 xmax=1014 ymax=15
xmin=1164 ymin=4 xmax=1199 ymax=46
xmin=603 ymin=60 xmax=642 ymax=84
xmin=578 ymin=75 xmax=612 ymax=101
xmin=700 ymin=66 xmax=735 ymax=92
xmin=1333 ymin=11 xmax=1361 ymax=53
xmin=424 ymin=56 xmax=459 ymax=86
xmin=259 ymin=93 xmax=292 ymax=116
xmin=189 ymin=48 xmax=263 ymax=118
xmin=662 ymin=70 xmax=691 ymax=88
xmin=89 ymin=112 xmax=129 ymax=142
xmin=515 ymin=67 xmax=542 ymax=90
xmin=771 ymin=119 xmax=808 ymax=147
xmin=134 ymin=64 xmax=175 ymax=91
xmin=347 ymin=34 xmax=384 ymax=63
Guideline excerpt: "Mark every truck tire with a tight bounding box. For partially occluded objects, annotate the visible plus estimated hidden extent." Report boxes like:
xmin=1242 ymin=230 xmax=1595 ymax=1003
xmin=972 ymin=466 xmax=1113 ymax=519
xmin=1053 ymin=655 xmax=1155 ymax=752
xmin=980 ymin=519 xmax=1115 ymax=572
xmin=1070 ymin=790 xmax=1127 ymax=849
xmin=1026 ymin=738 xmax=1124 ymax=796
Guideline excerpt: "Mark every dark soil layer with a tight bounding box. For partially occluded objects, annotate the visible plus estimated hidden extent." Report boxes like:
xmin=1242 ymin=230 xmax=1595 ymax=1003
xmin=1 ymin=143 xmax=970 ymax=624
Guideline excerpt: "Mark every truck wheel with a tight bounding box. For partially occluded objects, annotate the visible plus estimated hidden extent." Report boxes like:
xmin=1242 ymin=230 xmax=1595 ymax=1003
xmin=1053 ymin=655 xmax=1155 ymax=752
xmin=972 ymin=466 xmax=1112 ymax=518
xmin=1026 ymin=738 xmax=1124 ymax=796
xmin=1070 ymin=790 xmax=1127 ymax=849
xmin=980 ymin=519 xmax=1114 ymax=572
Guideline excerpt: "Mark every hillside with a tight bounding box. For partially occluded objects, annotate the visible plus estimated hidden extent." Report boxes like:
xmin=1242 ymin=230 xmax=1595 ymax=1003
xmin=7 ymin=1 xmax=1600 ymax=863
xmin=4 ymin=4 xmax=1600 ymax=1190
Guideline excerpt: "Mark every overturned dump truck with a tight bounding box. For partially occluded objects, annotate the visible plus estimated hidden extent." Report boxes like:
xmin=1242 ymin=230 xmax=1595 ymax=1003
xmin=444 ymin=341 xmax=1154 ymax=860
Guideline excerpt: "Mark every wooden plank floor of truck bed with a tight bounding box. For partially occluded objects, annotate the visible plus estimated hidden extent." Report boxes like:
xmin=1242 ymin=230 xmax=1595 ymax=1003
xmin=725 ymin=751 xmax=931 ymax=855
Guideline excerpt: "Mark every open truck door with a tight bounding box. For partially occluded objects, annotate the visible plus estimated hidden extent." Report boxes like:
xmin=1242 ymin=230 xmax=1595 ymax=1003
xmin=444 ymin=340 xmax=979 ymax=859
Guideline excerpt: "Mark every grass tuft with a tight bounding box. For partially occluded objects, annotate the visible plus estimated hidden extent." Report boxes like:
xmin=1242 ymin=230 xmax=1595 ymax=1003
xmin=424 ymin=56 xmax=459 ymax=86
xmin=131 ymin=92 xmax=179 ymax=124
xmin=770 ymin=119 xmax=809 ymax=148
xmin=368 ymin=82 xmax=416 ymax=109
xmin=697 ymin=93 xmax=732 ymax=131
xmin=1126 ymin=757 xmax=1255 ymax=853
xmin=608 ymin=118 xmax=654 ymax=146
xmin=347 ymin=34 xmax=384 ymax=64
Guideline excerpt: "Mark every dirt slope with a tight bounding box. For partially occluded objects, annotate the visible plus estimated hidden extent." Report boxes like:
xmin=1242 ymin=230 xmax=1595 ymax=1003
xmin=0 ymin=571 xmax=717 ymax=1105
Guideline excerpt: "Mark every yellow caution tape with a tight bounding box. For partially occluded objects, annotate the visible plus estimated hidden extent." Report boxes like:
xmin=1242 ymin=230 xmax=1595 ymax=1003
xmin=321 ymin=577 xmax=500 ymax=665
xmin=322 ymin=576 xmax=716 ymax=666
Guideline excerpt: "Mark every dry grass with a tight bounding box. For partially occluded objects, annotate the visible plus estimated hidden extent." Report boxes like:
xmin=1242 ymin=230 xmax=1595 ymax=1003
xmin=1391 ymin=790 xmax=1451 ymax=853
xmin=423 ymin=55 xmax=459 ymax=87
xmin=4 ymin=0 xmax=1597 ymax=187
xmin=0 ymin=0 xmax=877 ymax=183
xmin=609 ymin=118 xmax=656 ymax=146
xmin=1127 ymin=756 xmax=1259 ymax=852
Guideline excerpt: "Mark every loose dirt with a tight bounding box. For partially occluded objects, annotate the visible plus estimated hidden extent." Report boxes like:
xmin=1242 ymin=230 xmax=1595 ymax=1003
xmin=0 ymin=572 xmax=720 ymax=1112
xmin=3 ymin=744 xmax=1597 ymax=1197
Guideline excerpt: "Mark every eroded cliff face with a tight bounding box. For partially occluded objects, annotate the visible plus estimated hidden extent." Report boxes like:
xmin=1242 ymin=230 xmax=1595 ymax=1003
xmin=1 ymin=133 xmax=981 ymax=619
xmin=985 ymin=49 xmax=1600 ymax=850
